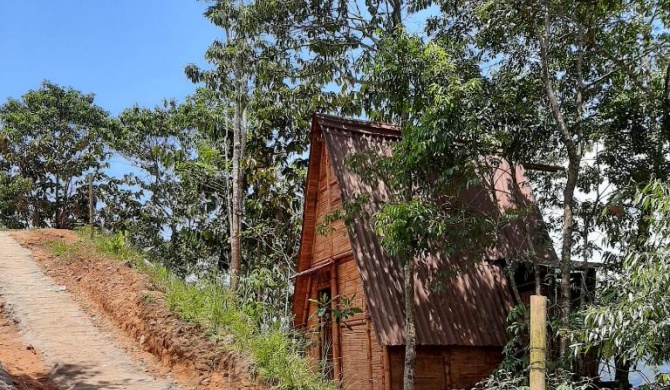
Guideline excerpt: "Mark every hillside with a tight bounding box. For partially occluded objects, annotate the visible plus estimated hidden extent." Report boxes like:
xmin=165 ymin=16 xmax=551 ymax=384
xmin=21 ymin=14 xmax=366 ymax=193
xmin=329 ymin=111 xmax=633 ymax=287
xmin=2 ymin=229 xmax=274 ymax=389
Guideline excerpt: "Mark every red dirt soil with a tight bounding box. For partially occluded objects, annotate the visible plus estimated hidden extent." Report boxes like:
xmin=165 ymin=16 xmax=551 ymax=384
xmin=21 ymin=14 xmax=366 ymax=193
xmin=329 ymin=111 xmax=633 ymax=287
xmin=0 ymin=300 xmax=58 ymax=390
xmin=11 ymin=229 xmax=265 ymax=390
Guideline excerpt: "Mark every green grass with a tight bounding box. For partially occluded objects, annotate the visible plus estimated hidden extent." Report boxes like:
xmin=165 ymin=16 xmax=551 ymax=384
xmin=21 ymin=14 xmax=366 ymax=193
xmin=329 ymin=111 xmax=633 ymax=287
xmin=47 ymin=240 xmax=82 ymax=260
xmin=66 ymin=229 xmax=334 ymax=390
xmin=48 ymin=240 xmax=70 ymax=256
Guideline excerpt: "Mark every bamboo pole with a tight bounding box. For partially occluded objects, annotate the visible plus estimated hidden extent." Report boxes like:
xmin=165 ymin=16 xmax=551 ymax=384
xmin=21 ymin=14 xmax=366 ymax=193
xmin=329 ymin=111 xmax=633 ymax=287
xmin=366 ymin=316 xmax=373 ymax=390
xmin=383 ymin=346 xmax=392 ymax=390
xmin=301 ymin=277 xmax=313 ymax=326
xmin=88 ymin=173 xmax=94 ymax=239
xmin=530 ymin=295 xmax=547 ymax=390
xmin=330 ymin=264 xmax=342 ymax=386
xmin=444 ymin=350 xmax=452 ymax=389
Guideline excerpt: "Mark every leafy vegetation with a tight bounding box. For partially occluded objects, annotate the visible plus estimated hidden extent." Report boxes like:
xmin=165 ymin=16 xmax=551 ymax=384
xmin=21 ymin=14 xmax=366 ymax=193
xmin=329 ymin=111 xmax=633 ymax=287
xmin=0 ymin=81 xmax=112 ymax=229
xmin=575 ymin=182 xmax=670 ymax=381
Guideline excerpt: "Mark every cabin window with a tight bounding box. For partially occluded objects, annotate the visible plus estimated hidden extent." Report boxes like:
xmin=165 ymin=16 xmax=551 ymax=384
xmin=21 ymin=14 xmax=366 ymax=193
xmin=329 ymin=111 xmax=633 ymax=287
xmin=317 ymin=287 xmax=334 ymax=379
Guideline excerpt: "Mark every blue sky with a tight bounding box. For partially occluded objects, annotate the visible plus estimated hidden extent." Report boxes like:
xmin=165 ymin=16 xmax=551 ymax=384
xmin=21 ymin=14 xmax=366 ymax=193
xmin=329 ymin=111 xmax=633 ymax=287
xmin=0 ymin=1 xmax=219 ymax=116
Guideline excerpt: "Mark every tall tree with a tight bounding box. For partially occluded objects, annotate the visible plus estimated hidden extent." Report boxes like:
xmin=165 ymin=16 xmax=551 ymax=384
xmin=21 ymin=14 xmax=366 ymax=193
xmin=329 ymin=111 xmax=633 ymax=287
xmin=184 ymin=0 xmax=370 ymax=289
xmin=0 ymin=81 xmax=111 ymax=228
xmin=110 ymin=100 xmax=235 ymax=276
xmin=431 ymin=0 xmax=670 ymax=359
xmin=215 ymin=2 xmax=425 ymax=386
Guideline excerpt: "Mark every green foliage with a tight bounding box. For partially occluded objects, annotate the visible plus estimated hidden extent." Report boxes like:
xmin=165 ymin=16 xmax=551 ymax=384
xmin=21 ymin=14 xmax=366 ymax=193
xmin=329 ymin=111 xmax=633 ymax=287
xmin=248 ymin=329 xmax=331 ymax=390
xmin=637 ymin=373 xmax=670 ymax=390
xmin=474 ymin=368 xmax=592 ymax=390
xmin=0 ymin=81 xmax=112 ymax=229
xmin=183 ymin=0 xmax=337 ymax=286
xmin=352 ymin=27 xmax=499 ymax=271
xmin=101 ymin=231 xmax=126 ymax=255
xmin=315 ymin=209 xmax=346 ymax=237
xmin=0 ymin=174 xmax=32 ymax=229
xmin=100 ymin=86 xmax=306 ymax=295
xmin=500 ymin=304 xmax=531 ymax=372
xmin=308 ymin=293 xmax=364 ymax=330
xmin=106 ymin=102 xmax=213 ymax=275
xmin=48 ymin=240 xmax=72 ymax=257
xmin=92 ymin=230 xmax=138 ymax=261
xmin=373 ymin=200 xmax=444 ymax=259
xmin=576 ymin=181 xmax=670 ymax=375
xmin=427 ymin=0 xmax=670 ymax=366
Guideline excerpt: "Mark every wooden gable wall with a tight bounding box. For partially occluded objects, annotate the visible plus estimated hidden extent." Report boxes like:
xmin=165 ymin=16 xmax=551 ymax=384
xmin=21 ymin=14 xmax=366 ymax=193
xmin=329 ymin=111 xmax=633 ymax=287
xmin=312 ymin=141 xmax=349 ymax=263
xmin=294 ymin=135 xmax=387 ymax=389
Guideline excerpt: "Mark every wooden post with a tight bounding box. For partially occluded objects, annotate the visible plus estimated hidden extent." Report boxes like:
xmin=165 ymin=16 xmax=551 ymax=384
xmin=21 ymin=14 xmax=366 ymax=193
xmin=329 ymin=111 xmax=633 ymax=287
xmin=330 ymin=264 xmax=342 ymax=386
xmin=382 ymin=345 xmax=392 ymax=390
xmin=366 ymin=316 xmax=373 ymax=390
xmin=88 ymin=173 xmax=94 ymax=239
xmin=301 ymin=277 xmax=313 ymax=327
xmin=444 ymin=349 xmax=452 ymax=389
xmin=530 ymin=295 xmax=547 ymax=390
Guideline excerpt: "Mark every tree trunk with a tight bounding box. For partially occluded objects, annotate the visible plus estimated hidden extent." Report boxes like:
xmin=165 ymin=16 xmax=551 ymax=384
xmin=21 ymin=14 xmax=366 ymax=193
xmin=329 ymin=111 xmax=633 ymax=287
xmin=663 ymin=61 xmax=670 ymax=135
xmin=61 ymin=188 xmax=69 ymax=229
xmin=228 ymin=0 xmax=247 ymax=292
xmin=615 ymin=357 xmax=630 ymax=390
xmin=580 ymin=224 xmax=589 ymax=307
xmin=403 ymin=255 xmax=416 ymax=390
xmin=55 ymin=176 xmax=61 ymax=228
xmin=559 ymin=159 xmax=579 ymax=355
xmin=230 ymin=94 xmax=242 ymax=290
xmin=89 ymin=173 xmax=94 ymax=239
xmin=535 ymin=9 xmax=582 ymax=357
xmin=32 ymin=195 xmax=40 ymax=228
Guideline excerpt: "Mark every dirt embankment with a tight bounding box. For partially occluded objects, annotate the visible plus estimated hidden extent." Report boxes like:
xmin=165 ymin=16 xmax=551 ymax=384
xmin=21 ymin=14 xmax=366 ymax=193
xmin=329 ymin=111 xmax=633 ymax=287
xmin=0 ymin=300 xmax=58 ymax=390
xmin=11 ymin=229 xmax=264 ymax=390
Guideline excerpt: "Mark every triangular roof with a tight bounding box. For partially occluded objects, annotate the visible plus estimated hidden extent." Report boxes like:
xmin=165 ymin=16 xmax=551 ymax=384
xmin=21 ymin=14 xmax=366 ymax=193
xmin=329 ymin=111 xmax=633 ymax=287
xmin=294 ymin=114 xmax=556 ymax=347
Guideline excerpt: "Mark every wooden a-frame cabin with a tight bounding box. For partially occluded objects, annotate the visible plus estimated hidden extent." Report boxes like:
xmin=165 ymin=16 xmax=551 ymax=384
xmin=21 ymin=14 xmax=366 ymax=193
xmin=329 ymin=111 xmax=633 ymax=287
xmin=292 ymin=114 xmax=556 ymax=389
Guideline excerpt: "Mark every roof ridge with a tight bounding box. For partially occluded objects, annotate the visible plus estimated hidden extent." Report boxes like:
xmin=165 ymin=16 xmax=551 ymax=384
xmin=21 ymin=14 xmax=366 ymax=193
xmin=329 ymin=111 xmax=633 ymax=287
xmin=314 ymin=113 xmax=402 ymax=138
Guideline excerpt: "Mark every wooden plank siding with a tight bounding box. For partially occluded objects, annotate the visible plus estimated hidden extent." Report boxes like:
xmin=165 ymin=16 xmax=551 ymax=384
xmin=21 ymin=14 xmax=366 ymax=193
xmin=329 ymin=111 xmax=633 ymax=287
xmin=389 ymin=346 xmax=502 ymax=390
xmin=312 ymin=146 xmax=348 ymax=262
xmin=337 ymin=258 xmax=385 ymax=389
xmin=301 ymin=141 xmax=386 ymax=387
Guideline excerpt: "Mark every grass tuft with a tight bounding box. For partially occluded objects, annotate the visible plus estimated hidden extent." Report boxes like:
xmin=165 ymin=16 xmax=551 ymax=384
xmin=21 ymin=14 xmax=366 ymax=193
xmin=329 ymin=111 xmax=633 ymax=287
xmin=48 ymin=240 xmax=70 ymax=256
xmin=47 ymin=240 xmax=81 ymax=261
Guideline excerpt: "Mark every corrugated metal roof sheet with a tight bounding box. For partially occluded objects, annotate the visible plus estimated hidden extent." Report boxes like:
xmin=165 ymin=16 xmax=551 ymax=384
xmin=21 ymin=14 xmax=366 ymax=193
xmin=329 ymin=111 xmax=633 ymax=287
xmin=314 ymin=114 xmax=556 ymax=347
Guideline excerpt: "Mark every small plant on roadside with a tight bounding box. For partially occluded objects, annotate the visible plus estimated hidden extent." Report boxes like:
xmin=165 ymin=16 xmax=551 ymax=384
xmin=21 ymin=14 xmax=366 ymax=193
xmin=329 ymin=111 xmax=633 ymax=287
xmin=49 ymin=241 xmax=70 ymax=256
xmin=474 ymin=367 xmax=593 ymax=390
xmin=102 ymin=231 xmax=126 ymax=255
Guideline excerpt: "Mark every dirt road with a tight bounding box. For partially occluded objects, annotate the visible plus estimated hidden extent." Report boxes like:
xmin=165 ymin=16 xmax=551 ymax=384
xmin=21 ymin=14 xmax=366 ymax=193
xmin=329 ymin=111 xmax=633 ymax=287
xmin=0 ymin=232 xmax=178 ymax=390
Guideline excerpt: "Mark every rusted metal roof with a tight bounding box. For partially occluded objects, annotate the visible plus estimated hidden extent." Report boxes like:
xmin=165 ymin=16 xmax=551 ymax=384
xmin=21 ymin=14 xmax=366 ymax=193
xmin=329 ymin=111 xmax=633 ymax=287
xmin=314 ymin=114 xmax=556 ymax=347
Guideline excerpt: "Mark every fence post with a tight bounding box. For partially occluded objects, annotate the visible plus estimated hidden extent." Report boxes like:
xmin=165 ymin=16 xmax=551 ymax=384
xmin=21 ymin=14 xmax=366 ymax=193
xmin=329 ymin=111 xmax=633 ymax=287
xmin=530 ymin=295 xmax=547 ymax=390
